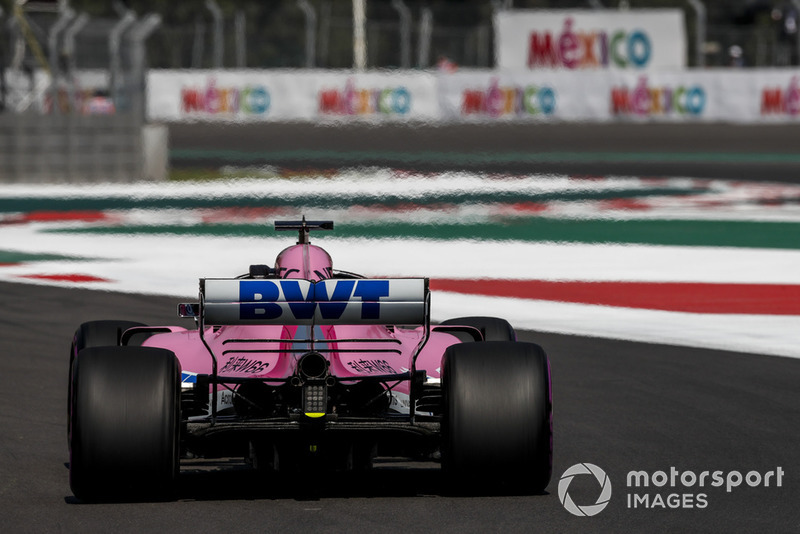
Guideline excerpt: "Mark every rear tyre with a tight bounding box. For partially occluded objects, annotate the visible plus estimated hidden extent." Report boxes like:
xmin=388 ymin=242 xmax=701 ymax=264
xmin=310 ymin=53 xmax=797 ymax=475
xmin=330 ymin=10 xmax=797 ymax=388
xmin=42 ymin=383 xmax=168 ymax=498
xmin=442 ymin=341 xmax=552 ymax=494
xmin=72 ymin=320 xmax=148 ymax=353
xmin=68 ymin=320 xmax=146 ymax=436
xmin=69 ymin=346 xmax=181 ymax=501
xmin=439 ymin=316 xmax=516 ymax=341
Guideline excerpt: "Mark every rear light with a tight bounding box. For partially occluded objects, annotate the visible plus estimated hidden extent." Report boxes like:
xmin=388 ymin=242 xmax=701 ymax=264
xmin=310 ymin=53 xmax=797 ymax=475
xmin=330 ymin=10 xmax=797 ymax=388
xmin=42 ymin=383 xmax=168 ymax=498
xmin=303 ymin=383 xmax=327 ymax=418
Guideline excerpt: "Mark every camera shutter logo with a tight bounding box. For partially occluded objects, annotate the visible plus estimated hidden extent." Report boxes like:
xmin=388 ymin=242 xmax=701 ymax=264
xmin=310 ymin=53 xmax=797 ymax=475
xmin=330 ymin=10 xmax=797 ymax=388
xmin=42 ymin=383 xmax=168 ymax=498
xmin=558 ymin=463 xmax=612 ymax=517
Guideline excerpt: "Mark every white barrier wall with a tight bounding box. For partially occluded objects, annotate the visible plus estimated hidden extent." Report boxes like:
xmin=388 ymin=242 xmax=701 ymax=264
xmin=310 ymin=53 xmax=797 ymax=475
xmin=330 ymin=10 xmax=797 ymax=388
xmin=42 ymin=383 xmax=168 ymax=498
xmin=146 ymin=69 xmax=800 ymax=124
xmin=439 ymin=71 xmax=723 ymax=122
xmin=146 ymin=70 xmax=438 ymax=122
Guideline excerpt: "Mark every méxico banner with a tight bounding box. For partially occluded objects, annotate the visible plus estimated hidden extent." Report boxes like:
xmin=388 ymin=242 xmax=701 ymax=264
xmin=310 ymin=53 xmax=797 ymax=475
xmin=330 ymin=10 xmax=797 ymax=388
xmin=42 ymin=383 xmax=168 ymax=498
xmin=437 ymin=70 xmax=714 ymax=122
xmin=493 ymin=9 xmax=686 ymax=71
xmin=146 ymin=69 xmax=800 ymax=123
xmin=146 ymin=70 xmax=439 ymax=122
xmin=437 ymin=69 xmax=800 ymax=123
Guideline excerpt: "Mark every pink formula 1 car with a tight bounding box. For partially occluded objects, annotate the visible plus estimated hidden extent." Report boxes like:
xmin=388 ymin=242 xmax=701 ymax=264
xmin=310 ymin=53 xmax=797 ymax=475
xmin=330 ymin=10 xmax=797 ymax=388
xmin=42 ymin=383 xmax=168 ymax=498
xmin=67 ymin=220 xmax=552 ymax=500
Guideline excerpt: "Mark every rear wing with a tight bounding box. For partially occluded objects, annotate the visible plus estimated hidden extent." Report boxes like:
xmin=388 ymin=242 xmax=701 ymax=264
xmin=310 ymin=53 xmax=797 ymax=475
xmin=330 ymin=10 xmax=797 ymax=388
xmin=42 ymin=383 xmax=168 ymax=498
xmin=200 ymin=278 xmax=429 ymax=326
xmin=185 ymin=276 xmax=432 ymax=422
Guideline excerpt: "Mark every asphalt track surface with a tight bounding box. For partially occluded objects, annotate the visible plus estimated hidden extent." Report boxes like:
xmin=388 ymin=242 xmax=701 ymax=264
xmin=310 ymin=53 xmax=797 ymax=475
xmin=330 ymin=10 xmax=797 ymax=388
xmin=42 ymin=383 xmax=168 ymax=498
xmin=170 ymin=122 xmax=800 ymax=181
xmin=1 ymin=281 xmax=799 ymax=533
xmin=2 ymin=123 xmax=800 ymax=532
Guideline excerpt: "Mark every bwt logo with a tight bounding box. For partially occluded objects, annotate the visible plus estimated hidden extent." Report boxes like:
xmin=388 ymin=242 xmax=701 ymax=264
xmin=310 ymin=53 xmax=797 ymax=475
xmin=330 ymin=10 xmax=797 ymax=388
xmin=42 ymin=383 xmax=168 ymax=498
xmin=239 ymin=280 xmax=390 ymax=321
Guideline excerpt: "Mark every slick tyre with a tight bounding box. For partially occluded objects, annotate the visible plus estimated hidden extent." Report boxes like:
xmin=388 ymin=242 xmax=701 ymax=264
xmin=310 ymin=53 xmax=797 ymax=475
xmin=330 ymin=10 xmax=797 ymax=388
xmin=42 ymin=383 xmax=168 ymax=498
xmin=442 ymin=341 xmax=552 ymax=494
xmin=72 ymin=320 xmax=148 ymax=353
xmin=439 ymin=316 xmax=516 ymax=341
xmin=69 ymin=346 xmax=181 ymax=501
xmin=68 ymin=321 xmax=146 ymax=436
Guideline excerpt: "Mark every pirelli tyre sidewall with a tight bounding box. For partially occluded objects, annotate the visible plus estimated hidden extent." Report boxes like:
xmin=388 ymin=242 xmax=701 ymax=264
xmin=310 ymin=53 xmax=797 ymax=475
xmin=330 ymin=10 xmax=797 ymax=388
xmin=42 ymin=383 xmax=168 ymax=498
xmin=439 ymin=316 xmax=516 ymax=342
xmin=69 ymin=346 xmax=181 ymax=502
xmin=442 ymin=341 xmax=552 ymax=494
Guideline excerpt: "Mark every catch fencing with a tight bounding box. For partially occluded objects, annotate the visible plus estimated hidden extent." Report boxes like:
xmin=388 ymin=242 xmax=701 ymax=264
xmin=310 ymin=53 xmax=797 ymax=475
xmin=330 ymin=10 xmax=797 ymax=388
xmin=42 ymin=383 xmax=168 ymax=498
xmin=0 ymin=6 xmax=165 ymax=183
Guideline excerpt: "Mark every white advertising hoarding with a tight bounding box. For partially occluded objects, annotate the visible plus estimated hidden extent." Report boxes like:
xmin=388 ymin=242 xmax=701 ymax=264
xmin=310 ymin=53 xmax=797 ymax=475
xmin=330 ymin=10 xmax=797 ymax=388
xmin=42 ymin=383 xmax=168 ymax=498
xmin=311 ymin=71 xmax=439 ymax=120
xmin=147 ymin=70 xmax=439 ymax=122
xmin=437 ymin=70 xmax=609 ymax=122
xmin=494 ymin=9 xmax=686 ymax=71
xmin=147 ymin=69 xmax=800 ymax=124
xmin=438 ymin=70 xmax=715 ymax=122
xmin=148 ymin=70 xmax=291 ymax=121
xmin=437 ymin=69 xmax=800 ymax=123
xmin=749 ymin=72 xmax=800 ymax=121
